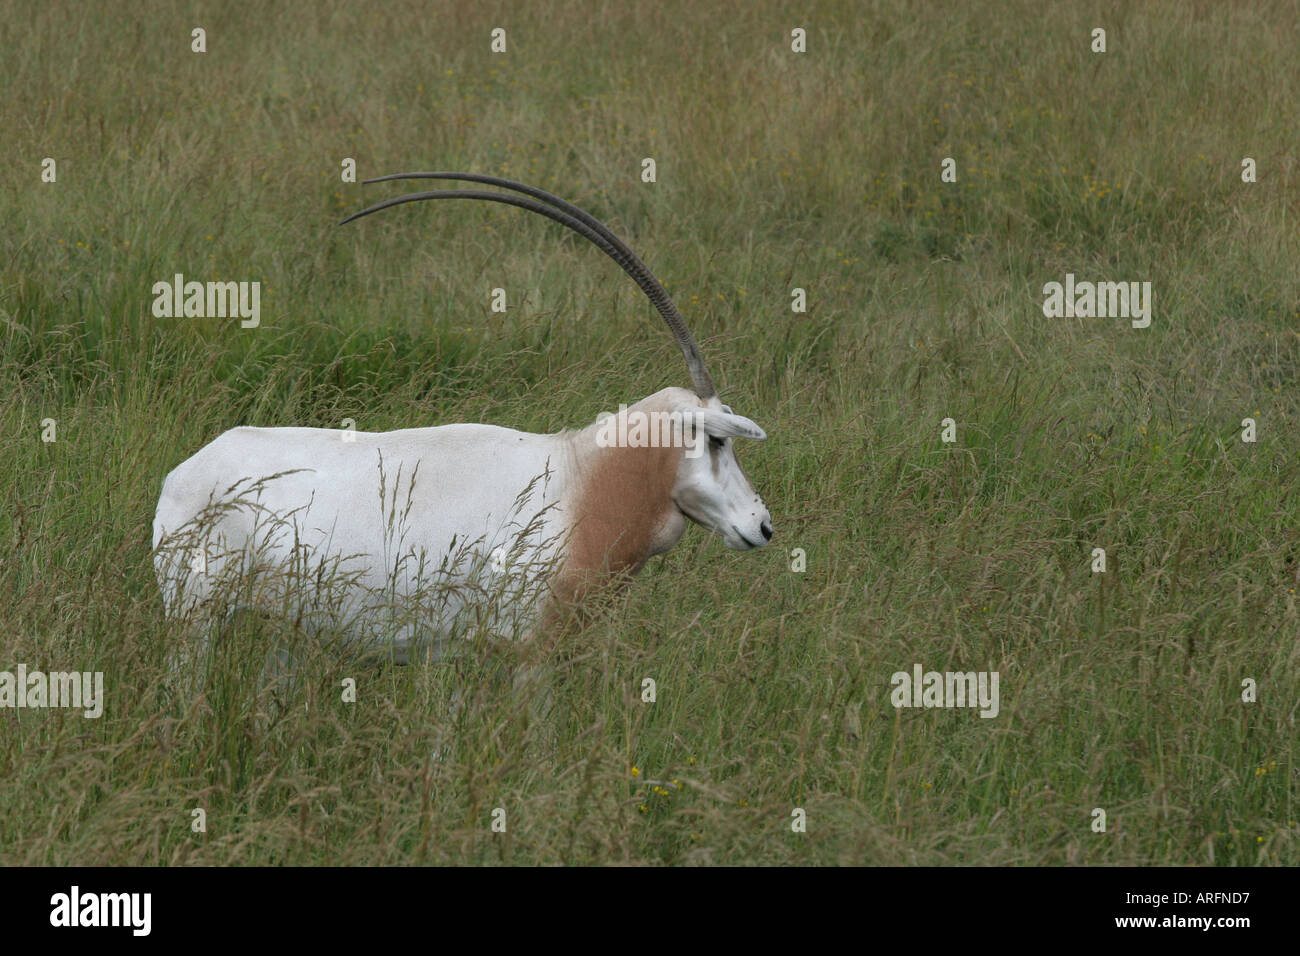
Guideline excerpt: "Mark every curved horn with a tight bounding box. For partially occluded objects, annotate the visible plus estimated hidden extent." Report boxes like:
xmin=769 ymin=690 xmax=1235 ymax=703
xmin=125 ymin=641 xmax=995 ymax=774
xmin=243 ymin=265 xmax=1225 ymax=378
xmin=341 ymin=173 xmax=716 ymax=399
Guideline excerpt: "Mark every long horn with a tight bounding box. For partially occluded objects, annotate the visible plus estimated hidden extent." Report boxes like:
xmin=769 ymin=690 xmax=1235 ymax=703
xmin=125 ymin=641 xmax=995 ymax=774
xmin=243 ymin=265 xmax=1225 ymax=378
xmin=341 ymin=173 xmax=717 ymax=399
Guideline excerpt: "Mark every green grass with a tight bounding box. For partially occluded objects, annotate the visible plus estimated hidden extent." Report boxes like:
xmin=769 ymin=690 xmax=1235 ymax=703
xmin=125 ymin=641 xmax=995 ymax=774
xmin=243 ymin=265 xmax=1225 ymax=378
xmin=1 ymin=0 xmax=1296 ymax=865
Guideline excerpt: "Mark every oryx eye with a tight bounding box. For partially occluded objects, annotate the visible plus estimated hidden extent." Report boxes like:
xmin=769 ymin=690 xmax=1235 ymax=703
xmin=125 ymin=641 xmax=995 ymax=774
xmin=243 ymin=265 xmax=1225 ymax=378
xmin=709 ymin=435 xmax=725 ymax=451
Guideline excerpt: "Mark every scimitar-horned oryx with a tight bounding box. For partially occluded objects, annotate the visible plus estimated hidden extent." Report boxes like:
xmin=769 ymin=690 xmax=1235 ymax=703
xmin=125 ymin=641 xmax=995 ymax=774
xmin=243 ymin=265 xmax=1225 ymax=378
xmin=152 ymin=172 xmax=772 ymax=658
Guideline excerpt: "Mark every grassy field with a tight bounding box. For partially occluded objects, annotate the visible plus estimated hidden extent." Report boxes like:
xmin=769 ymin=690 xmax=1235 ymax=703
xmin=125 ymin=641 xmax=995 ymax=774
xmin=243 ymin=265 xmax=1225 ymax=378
xmin=1 ymin=0 xmax=1297 ymax=865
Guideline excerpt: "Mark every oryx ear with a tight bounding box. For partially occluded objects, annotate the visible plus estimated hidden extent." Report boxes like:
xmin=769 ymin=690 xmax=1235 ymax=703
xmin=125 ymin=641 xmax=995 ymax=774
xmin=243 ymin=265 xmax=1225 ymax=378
xmin=680 ymin=407 xmax=767 ymax=441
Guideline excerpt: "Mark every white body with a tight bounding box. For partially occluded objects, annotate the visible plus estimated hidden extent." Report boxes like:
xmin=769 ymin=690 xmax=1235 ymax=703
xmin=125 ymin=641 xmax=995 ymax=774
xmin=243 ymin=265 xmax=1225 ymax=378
xmin=154 ymin=422 xmax=569 ymax=653
xmin=152 ymin=387 xmax=771 ymax=658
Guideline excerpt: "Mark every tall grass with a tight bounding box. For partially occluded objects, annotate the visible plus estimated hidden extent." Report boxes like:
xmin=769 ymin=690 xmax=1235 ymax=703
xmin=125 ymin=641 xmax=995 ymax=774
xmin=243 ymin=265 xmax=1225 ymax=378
xmin=0 ymin=0 xmax=1296 ymax=864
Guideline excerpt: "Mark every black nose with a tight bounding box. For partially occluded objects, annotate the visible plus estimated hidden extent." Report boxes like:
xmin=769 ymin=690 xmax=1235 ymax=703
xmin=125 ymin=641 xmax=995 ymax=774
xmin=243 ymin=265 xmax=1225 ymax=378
xmin=760 ymin=521 xmax=773 ymax=541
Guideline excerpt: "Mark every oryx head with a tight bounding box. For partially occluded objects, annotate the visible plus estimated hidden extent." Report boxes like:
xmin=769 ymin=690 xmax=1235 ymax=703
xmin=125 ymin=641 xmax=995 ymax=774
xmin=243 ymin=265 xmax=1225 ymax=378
xmin=680 ymin=400 xmax=773 ymax=550
xmin=342 ymin=171 xmax=773 ymax=551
